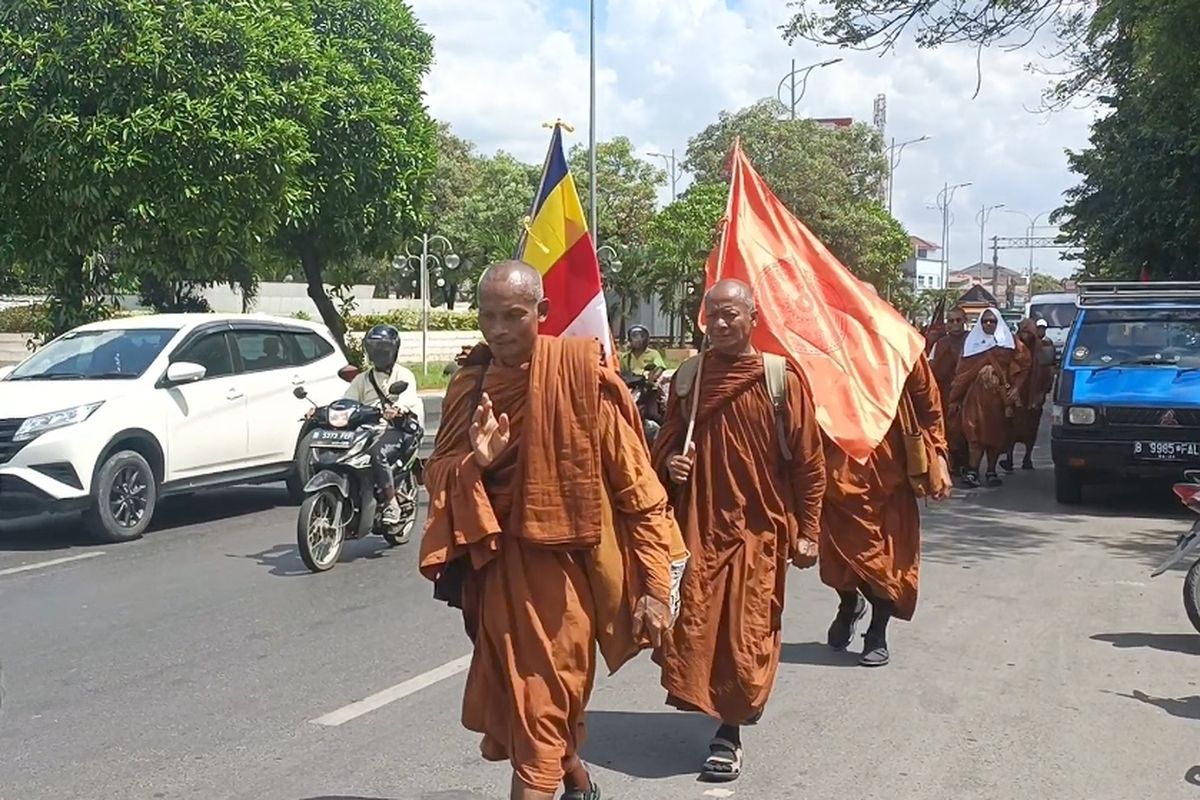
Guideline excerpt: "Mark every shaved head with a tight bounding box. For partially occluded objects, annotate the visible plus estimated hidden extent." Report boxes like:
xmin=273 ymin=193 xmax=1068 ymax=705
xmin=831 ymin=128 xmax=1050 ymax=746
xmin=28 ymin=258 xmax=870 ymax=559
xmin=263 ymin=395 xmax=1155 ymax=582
xmin=705 ymin=278 xmax=756 ymax=312
xmin=476 ymin=260 xmax=549 ymax=367
xmin=478 ymin=260 xmax=544 ymax=305
xmin=704 ymin=278 xmax=757 ymax=356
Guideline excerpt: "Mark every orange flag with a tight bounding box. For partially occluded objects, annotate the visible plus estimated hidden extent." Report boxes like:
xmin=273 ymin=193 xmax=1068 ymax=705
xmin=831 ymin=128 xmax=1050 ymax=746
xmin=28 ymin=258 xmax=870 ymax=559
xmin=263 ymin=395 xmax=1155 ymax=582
xmin=703 ymin=141 xmax=925 ymax=463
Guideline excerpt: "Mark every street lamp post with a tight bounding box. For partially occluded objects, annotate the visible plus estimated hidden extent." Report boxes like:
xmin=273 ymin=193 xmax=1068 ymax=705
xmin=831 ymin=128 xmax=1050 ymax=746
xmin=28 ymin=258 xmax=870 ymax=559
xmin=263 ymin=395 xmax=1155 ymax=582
xmin=887 ymin=135 xmax=931 ymax=213
xmin=588 ymin=0 xmax=598 ymax=239
xmin=936 ymin=181 xmax=972 ymax=289
xmin=976 ymin=203 xmax=1006 ymax=268
xmin=776 ymin=58 xmax=842 ymax=120
xmin=597 ymin=244 xmax=625 ymax=335
xmin=1004 ymin=208 xmax=1054 ymax=283
xmin=646 ymin=150 xmax=679 ymax=202
xmin=398 ymin=234 xmax=459 ymax=376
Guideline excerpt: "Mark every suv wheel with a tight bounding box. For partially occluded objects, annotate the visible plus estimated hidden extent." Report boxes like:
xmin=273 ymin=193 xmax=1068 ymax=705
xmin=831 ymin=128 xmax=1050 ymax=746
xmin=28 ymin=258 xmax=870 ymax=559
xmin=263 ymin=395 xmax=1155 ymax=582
xmin=85 ymin=450 xmax=158 ymax=543
xmin=286 ymin=430 xmax=316 ymax=505
xmin=1054 ymin=465 xmax=1083 ymax=505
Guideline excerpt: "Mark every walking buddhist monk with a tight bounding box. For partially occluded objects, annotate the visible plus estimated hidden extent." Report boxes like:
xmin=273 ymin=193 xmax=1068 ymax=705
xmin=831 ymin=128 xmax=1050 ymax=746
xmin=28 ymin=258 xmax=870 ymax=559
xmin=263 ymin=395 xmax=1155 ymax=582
xmin=930 ymin=305 xmax=968 ymax=475
xmin=419 ymin=261 xmax=688 ymax=800
xmin=947 ymin=307 xmax=1028 ymax=488
xmin=650 ymin=279 xmax=826 ymax=783
xmin=821 ymin=353 xmax=952 ymax=667
xmin=1001 ymin=318 xmax=1055 ymax=471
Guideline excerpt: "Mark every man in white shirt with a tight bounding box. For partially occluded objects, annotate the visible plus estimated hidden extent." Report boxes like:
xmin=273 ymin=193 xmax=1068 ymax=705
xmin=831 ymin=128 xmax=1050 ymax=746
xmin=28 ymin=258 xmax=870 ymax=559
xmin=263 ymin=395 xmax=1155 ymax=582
xmin=342 ymin=325 xmax=424 ymax=523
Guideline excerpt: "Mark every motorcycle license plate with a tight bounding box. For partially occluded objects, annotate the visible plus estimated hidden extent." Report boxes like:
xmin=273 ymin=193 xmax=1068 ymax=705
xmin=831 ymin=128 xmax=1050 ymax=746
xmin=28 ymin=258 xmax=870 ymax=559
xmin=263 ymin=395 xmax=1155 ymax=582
xmin=1133 ymin=441 xmax=1200 ymax=461
xmin=311 ymin=429 xmax=357 ymax=449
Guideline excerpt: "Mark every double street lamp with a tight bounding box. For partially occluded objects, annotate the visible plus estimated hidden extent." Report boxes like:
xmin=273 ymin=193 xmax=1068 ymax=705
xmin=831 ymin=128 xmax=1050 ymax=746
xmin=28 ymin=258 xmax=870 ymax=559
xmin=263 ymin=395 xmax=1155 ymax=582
xmin=646 ymin=150 xmax=680 ymax=202
xmin=1004 ymin=208 xmax=1055 ymax=283
xmin=395 ymin=233 xmax=459 ymax=375
xmin=935 ymin=181 xmax=972 ymax=289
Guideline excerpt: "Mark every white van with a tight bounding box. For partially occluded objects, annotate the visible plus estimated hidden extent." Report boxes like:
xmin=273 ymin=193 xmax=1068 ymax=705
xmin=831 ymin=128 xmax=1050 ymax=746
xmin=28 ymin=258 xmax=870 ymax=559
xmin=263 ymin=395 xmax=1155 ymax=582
xmin=1024 ymin=292 xmax=1079 ymax=358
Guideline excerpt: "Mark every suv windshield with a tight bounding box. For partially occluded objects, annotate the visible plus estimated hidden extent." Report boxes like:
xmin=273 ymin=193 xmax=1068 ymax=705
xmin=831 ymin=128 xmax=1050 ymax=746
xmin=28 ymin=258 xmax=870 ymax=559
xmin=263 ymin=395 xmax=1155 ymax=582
xmin=1030 ymin=302 xmax=1078 ymax=328
xmin=7 ymin=328 xmax=178 ymax=380
xmin=1068 ymin=309 xmax=1200 ymax=368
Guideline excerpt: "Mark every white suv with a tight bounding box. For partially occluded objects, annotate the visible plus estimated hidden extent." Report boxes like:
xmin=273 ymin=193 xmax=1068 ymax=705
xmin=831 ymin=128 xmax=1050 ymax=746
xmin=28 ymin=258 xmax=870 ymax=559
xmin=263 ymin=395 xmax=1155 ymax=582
xmin=0 ymin=314 xmax=351 ymax=542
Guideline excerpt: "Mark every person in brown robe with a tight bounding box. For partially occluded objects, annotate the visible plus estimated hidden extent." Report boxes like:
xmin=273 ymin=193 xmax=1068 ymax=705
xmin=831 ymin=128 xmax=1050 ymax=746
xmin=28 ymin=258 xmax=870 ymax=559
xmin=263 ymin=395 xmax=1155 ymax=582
xmin=419 ymin=261 xmax=687 ymax=800
xmin=930 ymin=306 xmax=968 ymax=475
xmin=1001 ymin=318 xmax=1056 ymax=471
xmin=649 ymin=279 xmax=826 ymax=783
xmin=820 ymin=354 xmax=952 ymax=667
xmin=947 ymin=307 xmax=1028 ymax=488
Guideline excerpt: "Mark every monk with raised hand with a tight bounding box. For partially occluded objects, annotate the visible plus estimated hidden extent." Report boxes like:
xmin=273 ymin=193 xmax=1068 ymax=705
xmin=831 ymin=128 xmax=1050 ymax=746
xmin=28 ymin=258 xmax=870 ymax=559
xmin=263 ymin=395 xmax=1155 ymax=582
xmin=419 ymin=260 xmax=687 ymax=800
xmin=947 ymin=307 xmax=1028 ymax=488
xmin=930 ymin=306 xmax=969 ymax=474
xmin=650 ymin=279 xmax=826 ymax=783
xmin=820 ymin=353 xmax=951 ymax=667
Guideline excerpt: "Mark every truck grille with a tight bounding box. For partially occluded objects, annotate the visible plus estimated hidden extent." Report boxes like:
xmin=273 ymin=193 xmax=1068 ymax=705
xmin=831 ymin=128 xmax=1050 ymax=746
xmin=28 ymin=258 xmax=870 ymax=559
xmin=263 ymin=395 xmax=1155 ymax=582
xmin=1106 ymin=407 xmax=1200 ymax=428
xmin=0 ymin=418 xmax=27 ymax=465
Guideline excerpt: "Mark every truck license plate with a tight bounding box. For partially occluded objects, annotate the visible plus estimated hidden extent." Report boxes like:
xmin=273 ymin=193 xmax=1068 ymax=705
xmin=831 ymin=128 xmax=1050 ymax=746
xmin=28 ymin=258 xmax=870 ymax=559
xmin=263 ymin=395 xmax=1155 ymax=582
xmin=1134 ymin=441 xmax=1200 ymax=461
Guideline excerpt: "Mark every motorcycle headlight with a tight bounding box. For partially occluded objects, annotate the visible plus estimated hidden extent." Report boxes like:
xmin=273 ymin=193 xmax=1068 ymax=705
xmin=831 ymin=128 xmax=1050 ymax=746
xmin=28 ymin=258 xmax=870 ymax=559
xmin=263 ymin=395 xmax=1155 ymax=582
xmin=328 ymin=407 xmax=352 ymax=428
xmin=14 ymin=402 xmax=104 ymax=442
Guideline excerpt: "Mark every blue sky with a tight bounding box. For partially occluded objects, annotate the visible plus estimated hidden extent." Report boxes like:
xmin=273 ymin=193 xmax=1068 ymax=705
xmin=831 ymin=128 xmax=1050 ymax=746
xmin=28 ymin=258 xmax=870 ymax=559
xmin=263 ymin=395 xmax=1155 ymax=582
xmin=409 ymin=0 xmax=1094 ymax=278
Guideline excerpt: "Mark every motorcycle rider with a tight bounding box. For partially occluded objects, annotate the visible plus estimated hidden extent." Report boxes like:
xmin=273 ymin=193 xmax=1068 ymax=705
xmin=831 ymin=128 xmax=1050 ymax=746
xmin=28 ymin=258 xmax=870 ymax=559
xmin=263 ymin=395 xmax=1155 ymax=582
xmin=619 ymin=324 xmax=666 ymax=380
xmin=320 ymin=324 xmax=424 ymax=525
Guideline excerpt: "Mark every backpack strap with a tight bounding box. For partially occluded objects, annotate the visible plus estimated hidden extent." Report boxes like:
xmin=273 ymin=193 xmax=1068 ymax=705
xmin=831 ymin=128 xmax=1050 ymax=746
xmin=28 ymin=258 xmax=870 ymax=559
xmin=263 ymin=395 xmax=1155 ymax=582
xmin=674 ymin=352 xmax=793 ymax=462
xmin=762 ymin=353 xmax=792 ymax=462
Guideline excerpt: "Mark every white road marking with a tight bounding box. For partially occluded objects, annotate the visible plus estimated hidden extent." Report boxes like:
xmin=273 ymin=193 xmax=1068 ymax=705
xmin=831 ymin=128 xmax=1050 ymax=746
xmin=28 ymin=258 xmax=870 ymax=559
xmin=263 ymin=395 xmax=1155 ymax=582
xmin=310 ymin=654 xmax=472 ymax=727
xmin=702 ymin=789 xmax=736 ymax=797
xmin=0 ymin=551 xmax=106 ymax=577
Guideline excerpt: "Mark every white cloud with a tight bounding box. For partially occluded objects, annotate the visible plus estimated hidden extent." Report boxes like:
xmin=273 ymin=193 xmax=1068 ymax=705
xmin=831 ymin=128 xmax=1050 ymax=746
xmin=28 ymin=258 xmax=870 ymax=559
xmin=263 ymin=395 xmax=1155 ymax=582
xmin=409 ymin=0 xmax=1095 ymax=278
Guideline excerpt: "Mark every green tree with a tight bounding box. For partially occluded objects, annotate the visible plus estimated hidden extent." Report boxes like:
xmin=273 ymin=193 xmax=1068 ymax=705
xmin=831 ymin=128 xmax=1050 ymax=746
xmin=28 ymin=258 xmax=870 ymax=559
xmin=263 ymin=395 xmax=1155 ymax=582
xmin=0 ymin=0 xmax=317 ymax=334
xmin=645 ymin=182 xmax=728 ymax=346
xmin=685 ymin=100 xmax=908 ymax=296
xmin=275 ymin=0 xmax=437 ymax=353
xmin=1029 ymin=273 xmax=1067 ymax=295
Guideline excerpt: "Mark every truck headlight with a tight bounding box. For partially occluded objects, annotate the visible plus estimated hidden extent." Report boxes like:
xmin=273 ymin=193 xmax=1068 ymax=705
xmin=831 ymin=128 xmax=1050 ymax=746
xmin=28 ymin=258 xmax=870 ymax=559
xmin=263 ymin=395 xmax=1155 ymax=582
xmin=1067 ymin=406 xmax=1096 ymax=425
xmin=14 ymin=402 xmax=104 ymax=442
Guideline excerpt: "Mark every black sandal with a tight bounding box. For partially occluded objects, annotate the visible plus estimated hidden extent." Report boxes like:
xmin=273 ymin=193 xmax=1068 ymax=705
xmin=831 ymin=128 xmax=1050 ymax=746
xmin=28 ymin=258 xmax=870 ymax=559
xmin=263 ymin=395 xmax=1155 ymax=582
xmin=560 ymin=783 xmax=600 ymax=800
xmin=700 ymin=736 xmax=743 ymax=782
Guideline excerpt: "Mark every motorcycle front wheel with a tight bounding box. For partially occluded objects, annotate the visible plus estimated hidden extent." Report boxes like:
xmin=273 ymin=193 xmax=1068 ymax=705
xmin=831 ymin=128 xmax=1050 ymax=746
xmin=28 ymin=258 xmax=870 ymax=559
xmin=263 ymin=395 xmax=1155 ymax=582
xmin=1184 ymin=559 xmax=1200 ymax=634
xmin=298 ymin=489 xmax=347 ymax=572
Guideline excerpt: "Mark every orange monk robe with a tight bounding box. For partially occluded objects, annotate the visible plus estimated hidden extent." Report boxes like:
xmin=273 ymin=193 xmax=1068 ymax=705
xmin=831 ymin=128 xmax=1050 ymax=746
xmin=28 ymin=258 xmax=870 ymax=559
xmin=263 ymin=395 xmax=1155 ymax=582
xmin=930 ymin=330 xmax=967 ymax=463
xmin=419 ymin=336 xmax=686 ymax=795
xmin=948 ymin=343 xmax=1028 ymax=456
xmin=649 ymin=352 xmax=825 ymax=725
xmin=819 ymin=354 xmax=947 ymax=621
xmin=1010 ymin=330 xmax=1054 ymax=447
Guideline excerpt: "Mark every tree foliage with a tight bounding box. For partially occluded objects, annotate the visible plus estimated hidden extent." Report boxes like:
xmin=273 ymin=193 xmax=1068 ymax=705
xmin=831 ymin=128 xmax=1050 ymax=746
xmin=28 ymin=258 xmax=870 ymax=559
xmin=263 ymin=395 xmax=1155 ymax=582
xmin=0 ymin=0 xmax=318 ymax=334
xmin=1056 ymin=0 xmax=1200 ymax=281
xmin=684 ymin=99 xmax=908 ymax=297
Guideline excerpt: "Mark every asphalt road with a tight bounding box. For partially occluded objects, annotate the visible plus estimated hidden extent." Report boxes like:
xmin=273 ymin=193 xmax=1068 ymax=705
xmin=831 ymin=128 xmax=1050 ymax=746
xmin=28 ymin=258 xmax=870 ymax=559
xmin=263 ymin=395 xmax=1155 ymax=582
xmin=2 ymin=410 xmax=1200 ymax=800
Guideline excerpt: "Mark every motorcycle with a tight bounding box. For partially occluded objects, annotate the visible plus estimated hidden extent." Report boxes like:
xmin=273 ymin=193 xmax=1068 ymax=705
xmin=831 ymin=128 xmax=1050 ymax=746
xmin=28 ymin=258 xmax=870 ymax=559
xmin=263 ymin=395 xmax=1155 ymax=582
xmin=1151 ymin=470 xmax=1200 ymax=632
xmin=622 ymin=370 xmax=668 ymax=445
xmin=293 ymin=384 xmax=424 ymax=573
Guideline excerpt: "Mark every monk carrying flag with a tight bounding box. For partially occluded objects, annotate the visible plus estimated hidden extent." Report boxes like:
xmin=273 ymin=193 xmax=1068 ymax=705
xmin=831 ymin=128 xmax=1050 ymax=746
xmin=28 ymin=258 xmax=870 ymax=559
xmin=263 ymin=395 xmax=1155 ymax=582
xmin=420 ymin=261 xmax=688 ymax=800
xmin=651 ymin=278 xmax=826 ymax=783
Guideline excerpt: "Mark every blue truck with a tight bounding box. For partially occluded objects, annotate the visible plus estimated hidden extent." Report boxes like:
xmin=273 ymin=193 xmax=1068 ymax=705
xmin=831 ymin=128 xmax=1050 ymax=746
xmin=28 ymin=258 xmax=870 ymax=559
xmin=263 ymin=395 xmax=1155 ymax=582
xmin=1052 ymin=281 xmax=1200 ymax=505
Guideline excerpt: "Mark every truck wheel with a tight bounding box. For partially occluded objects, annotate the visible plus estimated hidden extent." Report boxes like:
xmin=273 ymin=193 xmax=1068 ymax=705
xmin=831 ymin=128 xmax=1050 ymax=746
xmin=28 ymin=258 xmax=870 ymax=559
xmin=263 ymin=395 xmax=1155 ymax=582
xmin=85 ymin=450 xmax=158 ymax=543
xmin=1054 ymin=466 xmax=1083 ymax=505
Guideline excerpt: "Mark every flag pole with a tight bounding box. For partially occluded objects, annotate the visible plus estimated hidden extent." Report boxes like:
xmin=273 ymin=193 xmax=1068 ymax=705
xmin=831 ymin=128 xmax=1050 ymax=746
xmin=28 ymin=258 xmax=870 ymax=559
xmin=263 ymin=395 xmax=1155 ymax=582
xmin=588 ymin=0 xmax=598 ymax=238
xmin=680 ymin=139 xmax=740 ymax=456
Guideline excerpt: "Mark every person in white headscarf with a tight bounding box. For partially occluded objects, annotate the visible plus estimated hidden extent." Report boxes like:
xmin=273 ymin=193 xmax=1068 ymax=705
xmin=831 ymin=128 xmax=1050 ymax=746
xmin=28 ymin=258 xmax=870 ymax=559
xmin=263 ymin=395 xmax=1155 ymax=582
xmin=946 ymin=308 xmax=1028 ymax=488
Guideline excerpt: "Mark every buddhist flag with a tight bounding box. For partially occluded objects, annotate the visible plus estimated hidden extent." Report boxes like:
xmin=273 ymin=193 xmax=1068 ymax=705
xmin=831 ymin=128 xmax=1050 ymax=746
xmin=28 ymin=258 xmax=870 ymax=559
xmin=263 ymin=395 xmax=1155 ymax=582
xmin=516 ymin=123 xmax=613 ymax=358
xmin=704 ymin=142 xmax=925 ymax=463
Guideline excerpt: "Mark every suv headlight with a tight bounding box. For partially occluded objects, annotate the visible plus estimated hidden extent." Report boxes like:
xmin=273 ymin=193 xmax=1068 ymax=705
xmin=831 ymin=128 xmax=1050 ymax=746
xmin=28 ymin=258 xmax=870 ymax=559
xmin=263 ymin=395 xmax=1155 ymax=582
xmin=14 ymin=402 xmax=104 ymax=442
xmin=1067 ymin=406 xmax=1096 ymax=425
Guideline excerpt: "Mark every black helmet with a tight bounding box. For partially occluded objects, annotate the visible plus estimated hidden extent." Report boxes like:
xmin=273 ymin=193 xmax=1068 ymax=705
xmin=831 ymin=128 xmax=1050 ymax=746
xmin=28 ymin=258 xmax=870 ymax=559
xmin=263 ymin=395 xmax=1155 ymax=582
xmin=363 ymin=324 xmax=400 ymax=371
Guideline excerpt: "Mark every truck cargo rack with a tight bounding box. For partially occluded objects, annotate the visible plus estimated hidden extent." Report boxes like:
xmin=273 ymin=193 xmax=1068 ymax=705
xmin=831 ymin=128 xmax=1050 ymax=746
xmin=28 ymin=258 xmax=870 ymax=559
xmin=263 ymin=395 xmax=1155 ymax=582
xmin=1077 ymin=281 xmax=1200 ymax=306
